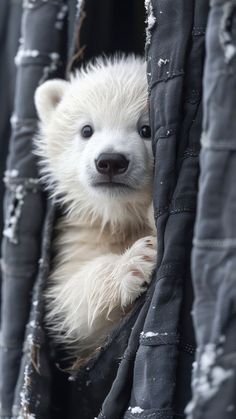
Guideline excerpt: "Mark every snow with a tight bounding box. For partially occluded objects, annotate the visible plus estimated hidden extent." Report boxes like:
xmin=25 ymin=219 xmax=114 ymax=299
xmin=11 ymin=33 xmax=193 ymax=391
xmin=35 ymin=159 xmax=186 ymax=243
xmin=15 ymin=49 xmax=40 ymax=66
xmin=200 ymin=344 xmax=215 ymax=370
xmin=55 ymin=4 xmax=68 ymax=30
xmin=5 ymin=169 xmax=19 ymax=178
xmin=185 ymin=343 xmax=234 ymax=417
xmin=27 ymin=333 xmax=33 ymax=345
xmin=158 ymin=58 xmax=169 ymax=67
xmin=128 ymin=406 xmax=144 ymax=414
xmin=10 ymin=113 xmax=19 ymax=126
xmin=141 ymin=331 xmax=168 ymax=337
xmin=145 ymin=0 xmax=156 ymax=45
xmin=3 ymin=185 xmax=25 ymax=244
xmin=77 ymin=0 xmax=83 ymax=14
xmin=224 ymin=44 xmax=236 ymax=63
xmin=39 ymin=52 xmax=61 ymax=85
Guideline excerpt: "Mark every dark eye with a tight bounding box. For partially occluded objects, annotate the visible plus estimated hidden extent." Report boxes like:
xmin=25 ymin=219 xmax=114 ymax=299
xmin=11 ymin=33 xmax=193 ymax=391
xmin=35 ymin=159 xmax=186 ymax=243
xmin=81 ymin=125 xmax=93 ymax=138
xmin=139 ymin=125 xmax=151 ymax=139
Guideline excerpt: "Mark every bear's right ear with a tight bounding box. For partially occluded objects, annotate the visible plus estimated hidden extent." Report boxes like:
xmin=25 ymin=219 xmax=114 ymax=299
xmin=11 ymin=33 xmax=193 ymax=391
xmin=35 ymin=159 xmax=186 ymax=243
xmin=35 ymin=79 xmax=69 ymax=124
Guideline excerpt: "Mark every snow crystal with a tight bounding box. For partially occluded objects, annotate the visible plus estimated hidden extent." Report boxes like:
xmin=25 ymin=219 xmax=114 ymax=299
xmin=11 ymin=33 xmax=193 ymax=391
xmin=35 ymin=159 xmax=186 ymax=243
xmin=224 ymin=44 xmax=236 ymax=63
xmin=158 ymin=58 xmax=169 ymax=67
xmin=128 ymin=406 xmax=144 ymax=414
xmin=10 ymin=113 xmax=19 ymax=126
xmin=219 ymin=335 xmax=226 ymax=343
xmin=38 ymin=258 xmax=44 ymax=265
xmin=23 ymin=0 xmax=35 ymax=9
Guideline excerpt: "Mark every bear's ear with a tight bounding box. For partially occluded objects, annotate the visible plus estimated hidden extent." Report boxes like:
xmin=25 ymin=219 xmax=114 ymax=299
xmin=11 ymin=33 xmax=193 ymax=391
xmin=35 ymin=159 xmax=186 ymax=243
xmin=35 ymin=79 xmax=69 ymax=124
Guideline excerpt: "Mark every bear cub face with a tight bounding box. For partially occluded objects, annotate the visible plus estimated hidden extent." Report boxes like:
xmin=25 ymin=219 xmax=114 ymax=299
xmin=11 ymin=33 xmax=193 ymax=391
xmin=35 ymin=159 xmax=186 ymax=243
xmin=35 ymin=56 xmax=153 ymax=226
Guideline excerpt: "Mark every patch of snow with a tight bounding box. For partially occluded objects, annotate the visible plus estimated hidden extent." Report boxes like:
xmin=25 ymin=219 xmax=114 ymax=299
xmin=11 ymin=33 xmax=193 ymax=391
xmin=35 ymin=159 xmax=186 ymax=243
xmin=145 ymin=0 xmax=156 ymax=45
xmin=185 ymin=399 xmax=195 ymax=416
xmin=10 ymin=113 xmax=18 ymax=126
xmin=5 ymin=169 xmax=19 ymax=178
xmin=15 ymin=49 xmax=40 ymax=66
xmin=185 ymin=343 xmax=234 ymax=417
xmin=128 ymin=406 xmax=144 ymax=414
xmin=77 ymin=0 xmax=83 ymax=14
xmin=3 ymin=184 xmax=25 ymax=244
xmin=211 ymin=366 xmax=233 ymax=391
xmin=225 ymin=44 xmax=236 ymax=63
xmin=141 ymin=331 xmax=168 ymax=337
xmin=27 ymin=333 xmax=33 ymax=345
xmin=200 ymin=343 xmax=215 ymax=370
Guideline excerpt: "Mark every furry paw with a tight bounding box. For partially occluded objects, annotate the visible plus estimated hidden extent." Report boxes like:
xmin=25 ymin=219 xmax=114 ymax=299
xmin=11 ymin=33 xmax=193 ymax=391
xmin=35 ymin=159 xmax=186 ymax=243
xmin=120 ymin=236 xmax=157 ymax=306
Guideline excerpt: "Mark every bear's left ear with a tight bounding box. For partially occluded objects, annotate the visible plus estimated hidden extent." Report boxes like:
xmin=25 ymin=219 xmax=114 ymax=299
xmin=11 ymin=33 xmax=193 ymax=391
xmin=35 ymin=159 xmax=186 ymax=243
xmin=35 ymin=79 xmax=69 ymax=124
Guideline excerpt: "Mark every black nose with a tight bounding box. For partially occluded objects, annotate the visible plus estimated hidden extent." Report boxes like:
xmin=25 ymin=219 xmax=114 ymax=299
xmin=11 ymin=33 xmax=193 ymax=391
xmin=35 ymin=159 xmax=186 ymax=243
xmin=95 ymin=153 xmax=129 ymax=176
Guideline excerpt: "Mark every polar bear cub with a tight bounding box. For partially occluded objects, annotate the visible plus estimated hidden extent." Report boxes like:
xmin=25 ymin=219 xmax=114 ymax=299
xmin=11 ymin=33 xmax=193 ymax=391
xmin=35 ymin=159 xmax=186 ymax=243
xmin=35 ymin=56 xmax=157 ymax=358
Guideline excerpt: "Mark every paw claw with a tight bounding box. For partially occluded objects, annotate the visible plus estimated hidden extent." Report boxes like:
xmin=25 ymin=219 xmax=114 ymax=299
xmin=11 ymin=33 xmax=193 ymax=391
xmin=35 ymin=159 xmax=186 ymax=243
xmin=120 ymin=235 xmax=157 ymax=305
xmin=142 ymin=255 xmax=152 ymax=261
xmin=131 ymin=270 xmax=142 ymax=277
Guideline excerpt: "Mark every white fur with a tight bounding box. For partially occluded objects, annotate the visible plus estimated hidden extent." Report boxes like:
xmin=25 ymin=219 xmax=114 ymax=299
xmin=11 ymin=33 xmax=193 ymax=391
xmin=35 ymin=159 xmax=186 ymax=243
xmin=35 ymin=56 xmax=157 ymax=359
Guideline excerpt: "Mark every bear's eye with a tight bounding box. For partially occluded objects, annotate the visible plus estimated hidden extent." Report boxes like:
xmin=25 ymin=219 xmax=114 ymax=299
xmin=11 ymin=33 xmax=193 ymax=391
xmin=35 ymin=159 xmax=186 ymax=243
xmin=139 ymin=125 xmax=151 ymax=139
xmin=81 ymin=125 xmax=94 ymax=138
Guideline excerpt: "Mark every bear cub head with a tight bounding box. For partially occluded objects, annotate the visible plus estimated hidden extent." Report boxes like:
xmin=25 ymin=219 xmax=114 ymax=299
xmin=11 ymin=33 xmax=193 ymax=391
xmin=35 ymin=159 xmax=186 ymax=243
xmin=35 ymin=56 xmax=154 ymax=230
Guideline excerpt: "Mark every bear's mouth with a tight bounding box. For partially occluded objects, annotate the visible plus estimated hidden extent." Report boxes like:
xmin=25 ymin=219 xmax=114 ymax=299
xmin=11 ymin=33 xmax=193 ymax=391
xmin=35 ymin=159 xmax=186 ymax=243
xmin=93 ymin=181 xmax=134 ymax=190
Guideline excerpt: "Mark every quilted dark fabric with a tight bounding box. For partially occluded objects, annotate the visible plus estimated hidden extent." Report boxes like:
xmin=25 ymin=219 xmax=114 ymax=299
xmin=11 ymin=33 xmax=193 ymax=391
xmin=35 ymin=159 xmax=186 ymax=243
xmin=187 ymin=0 xmax=236 ymax=418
